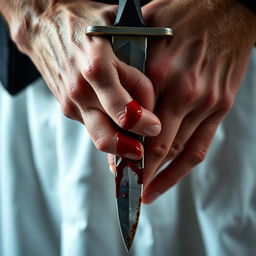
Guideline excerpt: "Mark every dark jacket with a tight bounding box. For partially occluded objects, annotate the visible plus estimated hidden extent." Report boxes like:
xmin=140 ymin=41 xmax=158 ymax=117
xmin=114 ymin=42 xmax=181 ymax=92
xmin=0 ymin=16 xmax=40 ymax=95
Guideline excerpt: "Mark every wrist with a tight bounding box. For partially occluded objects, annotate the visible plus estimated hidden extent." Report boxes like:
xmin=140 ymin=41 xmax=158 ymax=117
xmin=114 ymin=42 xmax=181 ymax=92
xmin=0 ymin=0 xmax=55 ymax=52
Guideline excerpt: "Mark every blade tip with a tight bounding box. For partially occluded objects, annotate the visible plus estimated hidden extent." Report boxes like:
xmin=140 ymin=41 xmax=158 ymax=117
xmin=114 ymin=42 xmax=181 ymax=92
xmin=125 ymin=242 xmax=132 ymax=252
xmin=123 ymin=235 xmax=134 ymax=252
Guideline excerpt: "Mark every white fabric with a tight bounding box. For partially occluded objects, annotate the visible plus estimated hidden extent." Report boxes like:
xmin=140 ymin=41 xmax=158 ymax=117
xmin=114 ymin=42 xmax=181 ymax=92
xmin=1 ymin=50 xmax=256 ymax=256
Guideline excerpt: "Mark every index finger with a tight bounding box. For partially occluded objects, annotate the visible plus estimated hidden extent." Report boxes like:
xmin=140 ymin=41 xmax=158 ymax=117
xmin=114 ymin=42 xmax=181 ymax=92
xmin=81 ymin=37 xmax=161 ymax=137
xmin=142 ymin=111 xmax=222 ymax=204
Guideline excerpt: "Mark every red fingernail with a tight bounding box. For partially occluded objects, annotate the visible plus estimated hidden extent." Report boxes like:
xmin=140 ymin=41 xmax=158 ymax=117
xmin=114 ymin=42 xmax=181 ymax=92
xmin=116 ymin=133 xmax=143 ymax=159
xmin=123 ymin=100 xmax=142 ymax=129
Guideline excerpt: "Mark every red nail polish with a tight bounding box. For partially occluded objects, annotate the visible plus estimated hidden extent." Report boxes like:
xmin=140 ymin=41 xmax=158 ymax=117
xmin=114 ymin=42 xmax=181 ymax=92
xmin=123 ymin=100 xmax=142 ymax=129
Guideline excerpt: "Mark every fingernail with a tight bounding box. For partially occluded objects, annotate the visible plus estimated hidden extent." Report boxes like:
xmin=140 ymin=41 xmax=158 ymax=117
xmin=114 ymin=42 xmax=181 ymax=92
xmin=109 ymin=164 xmax=116 ymax=174
xmin=124 ymin=153 xmax=140 ymax=160
xmin=143 ymin=192 xmax=160 ymax=204
xmin=143 ymin=124 xmax=161 ymax=136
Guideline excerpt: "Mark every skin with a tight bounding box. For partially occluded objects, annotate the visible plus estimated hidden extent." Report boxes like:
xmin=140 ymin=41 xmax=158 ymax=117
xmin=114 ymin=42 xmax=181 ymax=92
xmin=0 ymin=0 xmax=161 ymax=160
xmin=1 ymin=0 xmax=256 ymax=204
xmin=140 ymin=0 xmax=256 ymax=203
xmin=109 ymin=0 xmax=256 ymax=204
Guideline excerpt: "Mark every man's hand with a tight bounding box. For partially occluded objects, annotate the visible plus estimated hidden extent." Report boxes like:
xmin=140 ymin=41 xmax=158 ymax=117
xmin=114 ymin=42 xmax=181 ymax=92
xmin=1 ymin=0 xmax=161 ymax=159
xmin=140 ymin=0 xmax=256 ymax=203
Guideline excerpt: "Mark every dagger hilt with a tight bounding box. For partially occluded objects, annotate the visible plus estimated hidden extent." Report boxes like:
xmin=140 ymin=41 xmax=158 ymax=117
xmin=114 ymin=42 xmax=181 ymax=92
xmin=87 ymin=0 xmax=172 ymax=41
xmin=86 ymin=0 xmax=172 ymax=37
xmin=86 ymin=25 xmax=172 ymax=37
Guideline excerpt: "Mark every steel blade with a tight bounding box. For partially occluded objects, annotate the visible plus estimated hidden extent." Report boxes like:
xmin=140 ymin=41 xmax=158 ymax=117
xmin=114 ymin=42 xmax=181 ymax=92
xmin=113 ymin=35 xmax=146 ymax=251
xmin=112 ymin=36 xmax=146 ymax=72
xmin=116 ymin=165 xmax=143 ymax=251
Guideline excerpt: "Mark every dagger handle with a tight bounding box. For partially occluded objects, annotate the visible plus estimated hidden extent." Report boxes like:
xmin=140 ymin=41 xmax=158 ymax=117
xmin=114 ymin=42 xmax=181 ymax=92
xmin=114 ymin=0 xmax=145 ymax=27
xmin=112 ymin=35 xmax=146 ymax=170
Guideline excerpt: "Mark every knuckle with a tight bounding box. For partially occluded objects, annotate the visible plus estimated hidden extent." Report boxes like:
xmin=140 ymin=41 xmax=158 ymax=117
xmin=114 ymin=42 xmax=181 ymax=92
xmin=66 ymin=78 xmax=88 ymax=102
xmin=66 ymin=83 xmax=82 ymax=101
xmin=91 ymin=125 xmax=111 ymax=152
xmin=218 ymin=94 xmax=233 ymax=113
xmin=189 ymin=147 xmax=207 ymax=165
xmin=178 ymin=74 xmax=198 ymax=106
xmin=184 ymin=80 xmax=198 ymax=104
xmin=83 ymin=56 xmax=103 ymax=81
xmin=94 ymin=136 xmax=109 ymax=152
xmin=151 ymin=142 xmax=169 ymax=159
xmin=61 ymin=99 xmax=75 ymax=119
xmin=171 ymin=80 xmax=198 ymax=116
xmin=167 ymin=142 xmax=181 ymax=159
xmin=203 ymin=91 xmax=218 ymax=109
xmin=147 ymin=62 xmax=168 ymax=85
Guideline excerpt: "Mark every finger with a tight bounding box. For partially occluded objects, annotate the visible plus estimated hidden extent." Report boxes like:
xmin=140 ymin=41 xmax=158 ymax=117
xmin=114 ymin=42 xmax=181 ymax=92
xmin=34 ymin=54 xmax=84 ymax=123
xmin=59 ymin=96 xmax=84 ymax=123
xmin=116 ymin=61 xmax=155 ymax=111
xmin=80 ymin=39 xmax=161 ymax=137
xmin=158 ymin=110 xmax=213 ymax=167
xmin=81 ymin=107 xmax=143 ymax=160
xmin=64 ymin=74 xmax=144 ymax=158
xmin=116 ymin=61 xmax=162 ymax=135
xmin=152 ymin=77 xmax=221 ymax=169
xmin=108 ymin=154 xmax=116 ymax=174
xmin=142 ymin=111 xmax=224 ymax=204
xmin=142 ymin=94 xmax=184 ymax=186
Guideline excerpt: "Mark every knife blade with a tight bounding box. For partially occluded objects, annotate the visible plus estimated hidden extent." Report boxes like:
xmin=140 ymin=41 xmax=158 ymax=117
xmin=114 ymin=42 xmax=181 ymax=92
xmin=112 ymin=2 xmax=145 ymax=249
xmin=86 ymin=0 xmax=172 ymax=251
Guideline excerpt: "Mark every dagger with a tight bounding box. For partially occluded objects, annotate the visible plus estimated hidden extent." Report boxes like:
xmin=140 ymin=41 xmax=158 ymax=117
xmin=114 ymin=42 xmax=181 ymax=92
xmin=86 ymin=0 xmax=172 ymax=251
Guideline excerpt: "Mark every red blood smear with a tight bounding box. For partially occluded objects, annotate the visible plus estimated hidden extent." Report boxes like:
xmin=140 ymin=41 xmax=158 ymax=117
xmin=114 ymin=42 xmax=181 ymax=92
xmin=122 ymin=192 xmax=128 ymax=198
xmin=115 ymin=133 xmax=143 ymax=198
xmin=124 ymin=182 xmax=129 ymax=187
xmin=123 ymin=100 xmax=142 ymax=129
xmin=115 ymin=158 xmax=143 ymax=198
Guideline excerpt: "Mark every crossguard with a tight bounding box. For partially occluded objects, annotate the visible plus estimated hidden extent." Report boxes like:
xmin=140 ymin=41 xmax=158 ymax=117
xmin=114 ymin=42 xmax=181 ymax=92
xmin=86 ymin=26 xmax=173 ymax=37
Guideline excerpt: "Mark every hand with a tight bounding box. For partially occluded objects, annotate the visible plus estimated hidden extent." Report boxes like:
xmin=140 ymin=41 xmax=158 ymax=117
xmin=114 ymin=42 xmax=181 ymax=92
xmin=4 ymin=0 xmax=161 ymax=159
xmin=139 ymin=0 xmax=256 ymax=203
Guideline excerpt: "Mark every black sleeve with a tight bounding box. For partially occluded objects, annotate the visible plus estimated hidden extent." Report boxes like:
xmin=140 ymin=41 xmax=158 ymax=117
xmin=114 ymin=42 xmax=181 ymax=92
xmin=238 ymin=0 xmax=256 ymax=14
xmin=0 ymin=15 xmax=40 ymax=95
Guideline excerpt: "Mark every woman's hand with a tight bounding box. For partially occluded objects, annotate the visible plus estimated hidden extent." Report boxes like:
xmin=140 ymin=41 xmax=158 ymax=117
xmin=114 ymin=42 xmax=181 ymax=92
xmin=140 ymin=0 xmax=256 ymax=203
xmin=3 ymin=0 xmax=161 ymax=159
